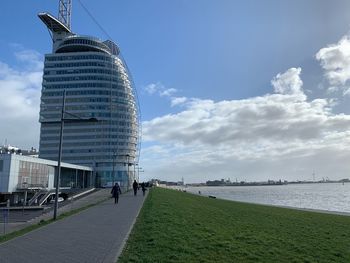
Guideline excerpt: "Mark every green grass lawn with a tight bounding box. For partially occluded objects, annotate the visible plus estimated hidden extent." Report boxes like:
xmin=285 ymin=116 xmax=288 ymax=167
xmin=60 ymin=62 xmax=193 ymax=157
xmin=119 ymin=187 xmax=350 ymax=263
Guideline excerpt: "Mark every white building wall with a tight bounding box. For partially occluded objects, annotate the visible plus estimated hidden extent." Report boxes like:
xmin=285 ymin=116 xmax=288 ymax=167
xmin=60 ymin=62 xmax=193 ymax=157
xmin=0 ymin=155 xmax=11 ymax=193
xmin=48 ymin=168 xmax=55 ymax=190
xmin=8 ymin=155 xmax=19 ymax=193
xmin=0 ymin=154 xmax=92 ymax=193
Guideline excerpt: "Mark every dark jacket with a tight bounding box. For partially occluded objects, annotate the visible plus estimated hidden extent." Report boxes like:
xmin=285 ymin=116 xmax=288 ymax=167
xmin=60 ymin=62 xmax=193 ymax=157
xmin=111 ymin=184 xmax=121 ymax=197
xmin=141 ymin=182 xmax=146 ymax=191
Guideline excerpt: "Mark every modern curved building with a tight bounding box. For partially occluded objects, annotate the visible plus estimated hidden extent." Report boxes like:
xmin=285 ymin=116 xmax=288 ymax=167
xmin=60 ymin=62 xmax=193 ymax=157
xmin=38 ymin=8 xmax=140 ymax=189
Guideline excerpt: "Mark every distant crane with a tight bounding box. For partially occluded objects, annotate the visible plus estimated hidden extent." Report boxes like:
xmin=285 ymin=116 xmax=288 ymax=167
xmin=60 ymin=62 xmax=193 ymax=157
xmin=58 ymin=0 xmax=72 ymax=29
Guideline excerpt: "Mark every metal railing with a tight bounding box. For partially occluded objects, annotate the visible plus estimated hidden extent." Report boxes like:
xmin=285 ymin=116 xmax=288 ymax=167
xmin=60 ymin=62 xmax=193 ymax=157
xmin=1 ymin=200 xmax=10 ymax=235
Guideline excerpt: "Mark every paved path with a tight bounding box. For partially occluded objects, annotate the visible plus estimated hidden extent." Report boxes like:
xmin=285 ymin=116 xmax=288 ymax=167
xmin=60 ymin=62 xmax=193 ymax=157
xmin=1 ymin=189 xmax=112 ymax=235
xmin=0 ymin=190 xmax=147 ymax=263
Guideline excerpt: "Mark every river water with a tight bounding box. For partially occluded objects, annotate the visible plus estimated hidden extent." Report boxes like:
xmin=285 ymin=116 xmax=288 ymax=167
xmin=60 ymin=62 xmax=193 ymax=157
xmin=186 ymin=183 xmax=350 ymax=214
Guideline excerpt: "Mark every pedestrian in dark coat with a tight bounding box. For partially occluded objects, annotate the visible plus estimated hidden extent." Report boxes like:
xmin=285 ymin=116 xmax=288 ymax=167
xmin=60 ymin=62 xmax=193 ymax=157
xmin=132 ymin=180 xmax=138 ymax=196
xmin=141 ymin=182 xmax=146 ymax=196
xmin=111 ymin=183 xmax=122 ymax=204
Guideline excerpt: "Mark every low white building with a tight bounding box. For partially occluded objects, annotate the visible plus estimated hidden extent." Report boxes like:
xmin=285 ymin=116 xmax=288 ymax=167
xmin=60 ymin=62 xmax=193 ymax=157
xmin=0 ymin=153 xmax=93 ymax=205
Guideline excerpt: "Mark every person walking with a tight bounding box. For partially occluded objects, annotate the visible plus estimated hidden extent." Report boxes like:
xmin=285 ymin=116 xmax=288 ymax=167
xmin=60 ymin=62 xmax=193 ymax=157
xmin=132 ymin=180 xmax=138 ymax=196
xmin=111 ymin=183 xmax=122 ymax=204
xmin=141 ymin=182 xmax=146 ymax=196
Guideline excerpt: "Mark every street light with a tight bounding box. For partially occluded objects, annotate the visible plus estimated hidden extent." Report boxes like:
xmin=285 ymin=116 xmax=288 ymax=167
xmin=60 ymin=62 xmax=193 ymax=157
xmin=114 ymin=154 xmax=134 ymax=190
xmin=139 ymin=168 xmax=145 ymax=182
xmin=126 ymin=154 xmax=131 ymax=189
xmin=135 ymin=164 xmax=144 ymax=182
xmin=112 ymin=152 xmax=118 ymax=186
xmin=41 ymin=90 xmax=98 ymax=220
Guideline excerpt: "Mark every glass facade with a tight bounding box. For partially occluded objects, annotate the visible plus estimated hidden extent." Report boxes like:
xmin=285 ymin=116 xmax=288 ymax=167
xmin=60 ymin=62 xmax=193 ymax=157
xmin=39 ymin=35 xmax=139 ymax=189
xmin=17 ymin=161 xmax=54 ymax=189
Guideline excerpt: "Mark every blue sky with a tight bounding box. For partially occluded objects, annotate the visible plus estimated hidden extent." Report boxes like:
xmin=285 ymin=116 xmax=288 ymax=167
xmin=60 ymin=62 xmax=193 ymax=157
xmin=2 ymin=1 xmax=350 ymax=183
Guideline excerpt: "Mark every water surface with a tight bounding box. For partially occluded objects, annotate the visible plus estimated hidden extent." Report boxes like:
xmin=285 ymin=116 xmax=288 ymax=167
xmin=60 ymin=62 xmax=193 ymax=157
xmin=186 ymin=183 xmax=350 ymax=213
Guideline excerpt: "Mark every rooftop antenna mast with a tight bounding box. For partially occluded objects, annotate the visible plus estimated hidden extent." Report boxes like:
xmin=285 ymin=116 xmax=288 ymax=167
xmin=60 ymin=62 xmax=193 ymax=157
xmin=58 ymin=0 xmax=72 ymax=29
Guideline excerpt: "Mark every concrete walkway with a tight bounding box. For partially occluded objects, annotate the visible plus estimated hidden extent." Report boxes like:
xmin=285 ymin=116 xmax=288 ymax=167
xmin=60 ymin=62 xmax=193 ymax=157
xmin=1 ymin=188 xmax=112 ymax=235
xmin=0 ymin=190 xmax=147 ymax=263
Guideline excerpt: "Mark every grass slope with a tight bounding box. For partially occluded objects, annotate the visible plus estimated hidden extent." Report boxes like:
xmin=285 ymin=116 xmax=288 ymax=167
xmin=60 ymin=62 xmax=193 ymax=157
xmin=119 ymin=187 xmax=350 ymax=263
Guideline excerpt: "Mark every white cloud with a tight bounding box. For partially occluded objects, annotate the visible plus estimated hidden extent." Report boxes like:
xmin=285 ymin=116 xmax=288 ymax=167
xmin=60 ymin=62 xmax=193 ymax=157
xmin=0 ymin=50 xmax=43 ymax=149
xmin=141 ymin=67 xmax=350 ymax=183
xmin=171 ymin=97 xmax=188 ymax=107
xmin=144 ymin=82 xmax=160 ymax=94
xmin=316 ymin=35 xmax=350 ymax=95
xmin=14 ymin=50 xmax=43 ymax=71
xmin=144 ymin=82 xmax=178 ymax=97
xmin=160 ymin=88 xmax=177 ymax=97
xmin=271 ymin=67 xmax=304 ymax=97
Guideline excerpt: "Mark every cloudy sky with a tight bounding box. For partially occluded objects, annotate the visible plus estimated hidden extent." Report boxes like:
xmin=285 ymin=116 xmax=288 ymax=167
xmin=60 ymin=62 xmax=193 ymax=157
xmin=1 ymin=1 xmax=350 ymax=183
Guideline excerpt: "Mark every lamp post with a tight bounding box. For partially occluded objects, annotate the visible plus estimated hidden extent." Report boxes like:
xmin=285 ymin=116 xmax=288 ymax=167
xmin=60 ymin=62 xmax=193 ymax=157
xmin=54 ymin=90 xmax=65 ymax=221
xmin=41 ymin=90 xmax=98 ymax=220
xmin=125 ymin=154 xmax=131 ymax=190
xmin=135 ymin=164 xmax=144 ymax=182
xmin=112 ymin=152 xmax=118 ymax=186
xmin=115 ymin=154 xmax=134 ymax=190
xmin=133 ymin=163 xmax=136 ymax=182
xmin=138 ymin=167 xmax=144 ymax=182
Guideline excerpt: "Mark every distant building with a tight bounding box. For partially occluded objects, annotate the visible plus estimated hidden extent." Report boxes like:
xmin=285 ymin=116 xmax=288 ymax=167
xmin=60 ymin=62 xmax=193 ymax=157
xmin=0 ymin=145 xmax=38 ymax=157
xmin=206 ymin=179 xmax=227 ymax=186
xmin=149 ymin=179 xmax=159 ymax=187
